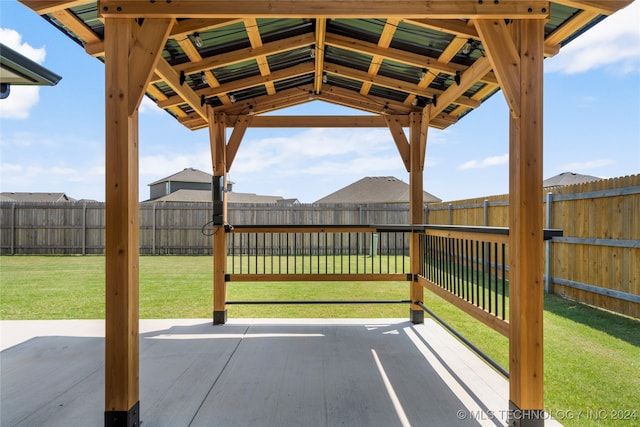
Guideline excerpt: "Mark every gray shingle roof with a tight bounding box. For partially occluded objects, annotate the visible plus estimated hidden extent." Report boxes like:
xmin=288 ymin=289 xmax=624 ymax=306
xmin=0 ymin=192 xmax=73 ymax=202
xmin=150 ymin=188 xmax=289 ymax=204
xmin=543 ymin=172 xmax=601 ymax=188
xmin=314 ymin=176 xmax=441 ymax=204
xmin=148 ymin=168 xmax=212 ymax=186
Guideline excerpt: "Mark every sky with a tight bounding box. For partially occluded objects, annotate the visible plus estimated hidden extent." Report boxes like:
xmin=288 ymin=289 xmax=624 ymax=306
xmin=1 ymin=1 xmax=639 ymax=203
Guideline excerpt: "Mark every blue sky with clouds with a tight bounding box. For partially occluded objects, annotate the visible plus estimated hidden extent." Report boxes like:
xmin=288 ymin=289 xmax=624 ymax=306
xmin=1 ymin=1 xmax=639 ymax=203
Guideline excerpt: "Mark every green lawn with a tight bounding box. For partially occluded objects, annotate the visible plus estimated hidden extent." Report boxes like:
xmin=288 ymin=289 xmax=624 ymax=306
xmin=1 ymin=255 xmax=638 ymax=426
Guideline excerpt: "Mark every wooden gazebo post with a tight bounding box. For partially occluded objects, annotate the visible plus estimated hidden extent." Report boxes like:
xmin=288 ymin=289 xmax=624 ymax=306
xmin=104 ymin=16 xmax=172 ymax=425
xmin=409 ymin=108 xmax=429 ymax=324
xmin=210 ymin=108 xmax=228 ymax=325
xmin=507 ymin=19 xmax=546 ymax=425
xmin=476 ymin=16 xmax=547 ymax=424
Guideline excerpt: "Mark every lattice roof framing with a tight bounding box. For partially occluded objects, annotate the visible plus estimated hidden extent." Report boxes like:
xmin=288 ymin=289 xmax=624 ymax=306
xmin=18 ymin=0 xmax=635 ymax=131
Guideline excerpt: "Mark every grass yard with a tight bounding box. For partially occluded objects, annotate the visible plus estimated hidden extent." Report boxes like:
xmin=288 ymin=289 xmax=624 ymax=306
xmin=1 ymin=255 xmax=638 ymax=426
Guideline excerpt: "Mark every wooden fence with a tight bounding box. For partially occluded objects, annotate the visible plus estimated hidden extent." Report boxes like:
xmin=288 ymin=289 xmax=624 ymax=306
xmin=1 ymin=174 xmax=637 ymax=317
xmin=0 ymin=202 xmax=410 ymax=256
xmin=426 ymin=174 xmax=639 ymax=318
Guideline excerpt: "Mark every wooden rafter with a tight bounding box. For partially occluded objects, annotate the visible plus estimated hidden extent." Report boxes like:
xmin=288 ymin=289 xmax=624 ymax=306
xmin=158 ymin=63 xmax=314 ymax=109
xmin=323 ymin=62 xmax=480 ymax=109
xmin=314 ymin=18 xmax=327 ymax=95
xmin=174 ymin=33 xmax=315 ymax=75
xmin=360 ymin=18 xmax=399 ymax=96
xmin=155 ymin=58 xmax=208 ymax=120
xmin=245 ymin=18 xmax=276 ymax=96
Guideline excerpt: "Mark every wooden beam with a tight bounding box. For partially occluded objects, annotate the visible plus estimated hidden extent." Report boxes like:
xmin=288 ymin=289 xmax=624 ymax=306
xmin=170 ymin=18 xmax=244 ymax=39
xmin=544 ymin=9 xmax=600 ymax=47
xmin=104 ymin=16 xmax=140 ymax=425
xmin=227 ymin=115 xmax=409 ymax=128
xmin=314 ymin=18 xmax=327 ymax=95
xmin=384 ymin=115 xmax=410 ymax=172
xmin=84 ymin=18 xmax=245 ymax=58
xmin=474 ymin=19 xmax=521 ymax=118
xmin=429 ymin=56 xmax=492 ymax=120
xmin=159 ymin=62 xmax=314 ymax=109
xmin=98 ymin=0 xmax=552 ymax=19
xmin=217 ymin=85 xmax=314 ymax=116
xmin=325 ymin=33 xmax=469 ymax=81
xmin=245 ymin=18 xmax=276 ymax=95
xmin=324 ymin=62 xmax=479 ymax=109
xmin=226 ymin=114 xmax=252 ymax=171
xmin=360 ymin=18 xmax=399 ymax=96
xmin=419 ymin=105 xmax=429 ymax=169
xmin=161 ymin=61 xmax=314 ymax=108
xmin=47 ymin=9 xmax=102 ymax=46
xmin=319 ymin=85 xmax=414 ymax=116
xmin=174 ymin=33 xmax=315 ymax=75
xmin=155 ymin=57 xmax=208 ymax=120
xmin=508 ymin=18 xmax=545 ymax=417
xmin=128 ymin=18 xmax=174 ymax=115
xmin=406 ymin=17 xmax=560 ymax=58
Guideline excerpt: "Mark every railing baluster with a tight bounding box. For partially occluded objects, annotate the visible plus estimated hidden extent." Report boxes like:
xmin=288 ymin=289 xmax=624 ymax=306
xmin=502 ymin=242 xmax=506 ymax=320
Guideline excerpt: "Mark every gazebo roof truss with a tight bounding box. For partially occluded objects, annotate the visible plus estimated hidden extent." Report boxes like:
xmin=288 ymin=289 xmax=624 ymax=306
xmin=19 ymin=0 xmax=630 ymax=131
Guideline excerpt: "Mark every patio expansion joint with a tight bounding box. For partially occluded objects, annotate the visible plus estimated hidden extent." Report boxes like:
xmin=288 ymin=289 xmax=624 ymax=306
xmin=186 ymin=323 xmax=251 ymax=426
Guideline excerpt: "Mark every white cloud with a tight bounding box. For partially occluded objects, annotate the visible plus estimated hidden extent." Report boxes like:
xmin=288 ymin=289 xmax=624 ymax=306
xmin=0 ymin=28 xmax=46 ymax=62
xmin=545 ymin=2 xmax=640 ymax=74
xmin=0 ymin=28 xmax=47 ymax=119
xmin=457 ymin=153 xmax=508 ymax=170
xmin=559 ymin=158 xmax=614 ymax=171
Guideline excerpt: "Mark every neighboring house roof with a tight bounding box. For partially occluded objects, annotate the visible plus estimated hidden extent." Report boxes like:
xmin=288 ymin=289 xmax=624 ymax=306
xmin=148 ymin=167 xmax=212 ymax=186
xmin=314 ymin=176 xmax=441 ymax=204
xmin=151 ymin=189 xmax=294 ymax=204
xmin=151 ymin=189 xmax=212 ymax=202
xmin=543 ymin=172 xmax=601 ymax=188
xmin=0 ymin=192 xmax=74 ymax=202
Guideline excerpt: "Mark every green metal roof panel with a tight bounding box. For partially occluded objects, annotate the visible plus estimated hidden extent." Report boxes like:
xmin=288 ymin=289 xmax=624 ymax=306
xmin=390 ymin=21 xmax=455 ymax=57
xmin=267 ymin=47 xmax=315 ymax=72
xmin=325 ymin=45 xmax=371 ymax=73
xmin=258 ymin=18 xmax=314 ymax=44
xmin=212 ymin=59 xmax=261 ymax=84
xmin=328 ymin=19 xmax=385 ymax=44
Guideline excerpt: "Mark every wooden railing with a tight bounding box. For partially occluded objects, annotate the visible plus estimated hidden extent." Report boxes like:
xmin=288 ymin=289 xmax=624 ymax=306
xmin=223 ymin=224 xmax=561 ymax=338
xmin=226 ymin=225 xmax=410 ymax=282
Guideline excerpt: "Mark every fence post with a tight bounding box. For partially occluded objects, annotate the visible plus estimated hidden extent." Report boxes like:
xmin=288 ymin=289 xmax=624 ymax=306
xmin=545 ymin=192 xmax=553 ymax=293
xmin=11 ymin=203 xmax=16 ymax=255
xmin=82 ymin=202 xmax=87 ymax=256
xmin=152 ymin=203 xmax=157 ymax=255
xmin=447 ymin=203 xmax=453 ymax=225
xmin=483 ymin=199 xmax=490 ymax=272
xmin=483 ymin=199 xmax=489 ymax=226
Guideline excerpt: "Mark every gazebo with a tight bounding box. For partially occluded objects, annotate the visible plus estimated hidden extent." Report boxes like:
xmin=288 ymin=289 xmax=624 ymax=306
xmin=17 ymin=1 xmax=634 ymax=426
